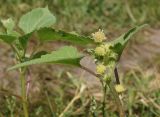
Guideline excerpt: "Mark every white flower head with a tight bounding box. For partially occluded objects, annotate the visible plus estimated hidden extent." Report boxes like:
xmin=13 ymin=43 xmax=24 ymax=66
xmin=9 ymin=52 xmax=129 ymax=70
xmin=92 ymin=29 xmax=106 ymax=43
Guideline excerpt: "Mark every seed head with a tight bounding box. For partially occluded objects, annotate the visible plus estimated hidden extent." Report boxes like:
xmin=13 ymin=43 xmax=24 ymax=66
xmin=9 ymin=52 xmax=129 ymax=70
xmin=95 ymin=46 xmax=106 ymax=56
xmin=96 ymin=64 xmax=106 ymax=74
xmin=115 ymin=84 xmax=125 ymax=93
xmin=92 ymin=29 xmax=106 ymax=43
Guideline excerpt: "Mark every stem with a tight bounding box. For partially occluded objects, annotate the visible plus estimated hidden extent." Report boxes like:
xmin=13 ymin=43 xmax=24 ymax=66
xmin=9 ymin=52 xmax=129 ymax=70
xmin=80 ymin=65 xmax=103 ymax=84
xmin=90 ymin=97 xmax=97 ymax=117
xmin=108 ymin=82 xmax=125 ymax=117
xmin=10 ymin=39 xmax=28 ymax=116
xmin=114 ymin=67 xmax=120 ymax=84
xmin=20 ymin=69 xmax=28 ymax=117
xmin=102 ymin=83 xmax=107 ymax=117
xmin=92 ymin=112 xmax=97 ymax=117
xmin=10 ymin=44 xmax=22 ymax=61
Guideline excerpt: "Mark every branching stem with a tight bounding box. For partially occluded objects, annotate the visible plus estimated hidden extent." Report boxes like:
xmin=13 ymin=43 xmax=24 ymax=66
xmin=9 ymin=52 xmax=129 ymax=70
xmin=81 ymin=65 xmax=125 ymax=117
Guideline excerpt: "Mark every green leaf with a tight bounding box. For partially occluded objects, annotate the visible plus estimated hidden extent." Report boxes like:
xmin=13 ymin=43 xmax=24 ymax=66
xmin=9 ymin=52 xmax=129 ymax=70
xmin=19 ymin=7 xmax=56 ymax=34
xmin=1 ymin=18 xmax=20 ymax=37
xmin=31 ymin=51 xmax=48 ymax=59
xmin=8 ymin=46 xmax=83 ymax=71
xmin=37 ymin=28 xmax=94 ymax=45
xmin=18 ymin=33 xmax=32 ymax=49
xmin=110 ymin=24 xmax=148 ymax=60
xmin=0 ymin=34 xmax=17 ymax=44
xmin=1 ymin=18 xmax=15 ymax=31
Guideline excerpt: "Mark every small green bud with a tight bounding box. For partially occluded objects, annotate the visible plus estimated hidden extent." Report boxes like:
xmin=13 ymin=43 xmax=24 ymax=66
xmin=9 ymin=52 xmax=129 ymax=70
xmin=19 ymin=50 xmax=24 ymax=56
xmin=103 ymin=75 xmax=111 ymax=83
xmin=108 ymin=61 xmax=116 ymax=69
xmin=109 ymin=52 xmax=118 ymax=60
xmin=104 ymin=43 xmax=112 ymax=56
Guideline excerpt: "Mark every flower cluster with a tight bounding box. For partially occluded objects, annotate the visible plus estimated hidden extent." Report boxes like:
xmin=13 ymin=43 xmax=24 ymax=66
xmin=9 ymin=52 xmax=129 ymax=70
xmin=91 ymin=29 xmax=118 ymax=75
xmin=92 ymin=29 xmax=125 ymax=93
xmin=92 ymin=29 xmax=106 ymax=43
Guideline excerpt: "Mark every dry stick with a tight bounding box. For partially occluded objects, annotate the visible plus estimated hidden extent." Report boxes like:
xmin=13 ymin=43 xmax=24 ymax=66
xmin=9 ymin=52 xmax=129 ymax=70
xmin=59 ymin=84 xmax=86 ymax=117
xmin=59 ymin=90 xmax=81 ymax=117
xmin=139 ymin=93 xmax=160 ymax=110
xmin=148 ymin=98 xmax=160 ymax=110
xmin=26 ymin=70 xmax=31 ymax=98
xmin=80 ymin=65 xmax=125 ymax=117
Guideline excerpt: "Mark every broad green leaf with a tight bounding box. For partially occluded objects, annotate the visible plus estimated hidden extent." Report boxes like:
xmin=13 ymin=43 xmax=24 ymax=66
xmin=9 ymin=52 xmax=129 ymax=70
xmin=110 ymin=24 xmax=148 ymax=60
xmin=37 ymin=28 xmax=94 ymax=45
xmin=8 ymin=46 xmax=83 ymax=70
xmin=1 ymin=18 xmax=15 ymax=31
xmin=19 ymin=7 xmax=56 ymax=34
xmin=0 ymin=34 xmax=17 ymax=44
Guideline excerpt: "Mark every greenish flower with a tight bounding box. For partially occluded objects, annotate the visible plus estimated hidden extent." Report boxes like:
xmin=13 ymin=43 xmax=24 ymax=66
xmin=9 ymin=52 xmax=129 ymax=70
xmin=115 ymin=84 xmax=125 ymax=93
xmin=96 ymin=64 xmax=106 ymax=74
xmin=95 ymin=46 xmax=106 ymax=56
